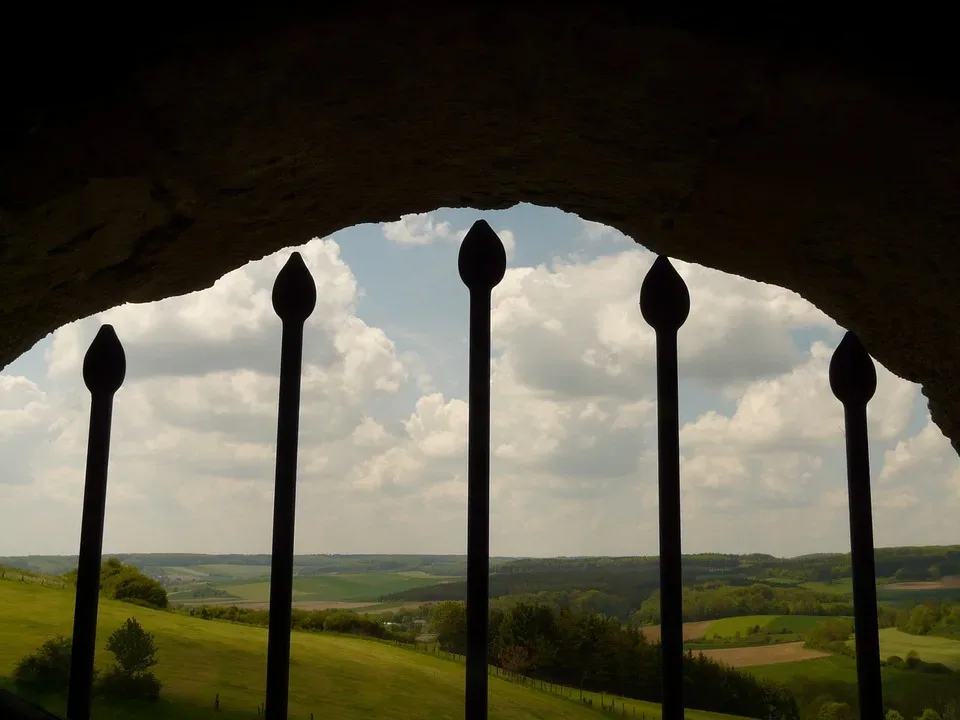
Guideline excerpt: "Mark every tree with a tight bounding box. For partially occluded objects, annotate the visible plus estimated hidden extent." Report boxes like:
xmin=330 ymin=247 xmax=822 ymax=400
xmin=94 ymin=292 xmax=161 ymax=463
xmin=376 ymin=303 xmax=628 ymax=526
xmin=98 ymin=618 xmax=162 ymax=701
xmin=499 ymin=644 xmax=533 ymax=677
xmin=106 ymin=618 xmax=158 ymax=675
xmin=916 ymin=711 xmax=942 ymax=720
xmin=430 ymin=602 xmax=467 ymax=654
xmin=886 ymin=711 xmax=905 ymax=720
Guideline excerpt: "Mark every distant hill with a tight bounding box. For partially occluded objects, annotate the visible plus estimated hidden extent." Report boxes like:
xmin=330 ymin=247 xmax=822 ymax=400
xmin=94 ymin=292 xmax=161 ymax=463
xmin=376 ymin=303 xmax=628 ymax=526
xmin=381 ymin=546 xmax=960 ymax=618
xmin=0 ymin=553 xmax=499 ymax=578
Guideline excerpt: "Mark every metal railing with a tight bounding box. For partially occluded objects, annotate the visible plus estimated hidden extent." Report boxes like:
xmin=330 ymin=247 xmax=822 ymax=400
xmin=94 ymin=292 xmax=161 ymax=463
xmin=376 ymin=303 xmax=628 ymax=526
xmin=52 ymin=220 xmax=882 ymax=719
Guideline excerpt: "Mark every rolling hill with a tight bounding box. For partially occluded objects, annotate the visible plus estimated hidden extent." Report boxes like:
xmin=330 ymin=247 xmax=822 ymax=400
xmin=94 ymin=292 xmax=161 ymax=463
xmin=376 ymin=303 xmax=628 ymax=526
xmin=0 ymin=579 xmax=744 ymax=720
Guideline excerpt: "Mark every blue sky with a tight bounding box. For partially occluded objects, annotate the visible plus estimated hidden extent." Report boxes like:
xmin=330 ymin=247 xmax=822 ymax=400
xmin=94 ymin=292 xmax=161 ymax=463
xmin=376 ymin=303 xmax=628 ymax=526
xmin=1 ymin=204 xmax=957 ymax=557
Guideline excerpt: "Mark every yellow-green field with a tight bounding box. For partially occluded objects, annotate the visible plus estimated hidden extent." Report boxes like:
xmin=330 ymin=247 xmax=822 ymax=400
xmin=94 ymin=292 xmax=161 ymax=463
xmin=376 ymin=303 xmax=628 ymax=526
xmin=701 ymin=615 xmax=835 ymax=640
xmin=0 ymin=580 xmax=743 ymax=720
xmin=859 ymin=628 xmax=960 ymax=669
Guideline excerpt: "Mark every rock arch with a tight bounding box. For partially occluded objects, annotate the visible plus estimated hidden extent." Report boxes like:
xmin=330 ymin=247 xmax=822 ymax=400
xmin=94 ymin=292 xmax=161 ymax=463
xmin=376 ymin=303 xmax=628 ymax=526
xmin=3 ymin=5 xmax=959 ymax=447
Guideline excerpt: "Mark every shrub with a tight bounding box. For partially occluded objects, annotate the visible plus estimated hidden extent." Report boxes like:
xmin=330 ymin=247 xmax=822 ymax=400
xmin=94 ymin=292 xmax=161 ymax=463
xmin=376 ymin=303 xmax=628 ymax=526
xmin=887 ymin=655 xmax=904 ymax=668
xmin=12 ymin=636 xmax=75 ymax=694
xmin=96 ymin=667 xmax=162 ymax=701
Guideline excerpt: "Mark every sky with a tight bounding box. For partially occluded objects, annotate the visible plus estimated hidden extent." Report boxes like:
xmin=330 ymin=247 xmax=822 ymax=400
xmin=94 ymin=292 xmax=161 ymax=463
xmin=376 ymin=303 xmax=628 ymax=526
xmin=1 ymin=204 xmax=958 ymax=559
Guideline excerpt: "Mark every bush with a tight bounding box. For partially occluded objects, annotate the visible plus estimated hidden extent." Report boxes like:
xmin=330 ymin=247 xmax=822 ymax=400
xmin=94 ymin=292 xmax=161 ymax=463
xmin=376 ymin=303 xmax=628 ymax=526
xmin=96 ymin=667 xmax=162 ymax=701
xmin=12 ymin=636 xmax=74 ymax=693
xmin=887 ymin=655 xmax=904 ymax=668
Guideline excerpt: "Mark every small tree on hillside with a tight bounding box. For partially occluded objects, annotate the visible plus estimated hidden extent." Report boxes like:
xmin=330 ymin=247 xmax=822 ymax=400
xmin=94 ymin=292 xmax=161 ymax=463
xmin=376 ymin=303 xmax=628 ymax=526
xmin=107 ymin=618 xmax=158 ymax=675
xmin=96 ymin=618 xmax=161 ymax=701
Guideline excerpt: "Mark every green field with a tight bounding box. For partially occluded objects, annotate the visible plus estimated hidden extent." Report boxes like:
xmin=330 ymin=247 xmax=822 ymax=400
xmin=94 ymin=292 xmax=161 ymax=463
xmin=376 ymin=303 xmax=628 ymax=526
xmin=748 ymin=654 xmax=857 ymax=684
xmin=747 ymin=650 xmax=960 ymax=712
xmin=867 ymin=628 xmax=960 ymax=668
xmin=214 ymin=573 xmax=455 ymax=604
xmin=701 ymin=615 xmax=831 ymax=640
xmin=0 ymin=580 xmax=746 ymax=719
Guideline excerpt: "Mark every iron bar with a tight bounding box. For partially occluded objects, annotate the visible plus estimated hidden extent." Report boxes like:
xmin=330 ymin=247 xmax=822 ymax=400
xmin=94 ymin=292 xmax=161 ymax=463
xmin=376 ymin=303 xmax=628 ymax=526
xmin=459 ymin=220 xmax=506 ymax=720
xmin=639 ymin=256 xmax=689 ymax=720
xmin=265 ymin=253 xmax=317 ymax=720
xmin=67 ymin=325 xmax=126 ymax=720
xmin=829 ymin=331 xmax=883 ymax=719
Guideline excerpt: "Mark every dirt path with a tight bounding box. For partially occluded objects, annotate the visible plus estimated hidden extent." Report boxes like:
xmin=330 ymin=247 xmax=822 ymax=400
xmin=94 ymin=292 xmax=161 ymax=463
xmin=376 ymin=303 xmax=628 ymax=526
xmin=694 ymin=642 xmax=829 ymax=668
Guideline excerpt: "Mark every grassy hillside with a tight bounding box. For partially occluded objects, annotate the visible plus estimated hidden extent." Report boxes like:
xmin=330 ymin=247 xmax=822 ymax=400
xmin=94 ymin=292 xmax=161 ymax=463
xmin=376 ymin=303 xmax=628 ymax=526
xmin=748 ymin=644 xmax=960 ymax=715
xmin=0 ymin=580 xmax=743 ymax=720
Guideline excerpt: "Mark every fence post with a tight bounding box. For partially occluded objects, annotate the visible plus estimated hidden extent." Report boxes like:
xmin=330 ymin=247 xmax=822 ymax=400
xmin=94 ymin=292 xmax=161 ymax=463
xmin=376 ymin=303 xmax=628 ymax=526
xmin=829 ymin=331 xmax=883 ymax=718
xmin=459 ymin=221 xmax=507 ymax=720
xmin=67 ymin=325 xmax=126 ymax=720
xmin=640 ymin=256 xmax=689 ymax=720
xmin=264 ymin=253 xmax=317 ymax=720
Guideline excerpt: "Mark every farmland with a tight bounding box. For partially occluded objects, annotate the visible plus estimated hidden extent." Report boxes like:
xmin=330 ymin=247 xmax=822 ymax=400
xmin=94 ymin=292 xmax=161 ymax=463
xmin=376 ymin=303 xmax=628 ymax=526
xmin=870 ymin=628 xmax=960 ymax=669
xmin=636 ymin=615 xmax=841 ymax=654
xmin=0 ymin=579 xmax=744 ymax=720
xmin=695 ymin=642 xmax=829 ymax=668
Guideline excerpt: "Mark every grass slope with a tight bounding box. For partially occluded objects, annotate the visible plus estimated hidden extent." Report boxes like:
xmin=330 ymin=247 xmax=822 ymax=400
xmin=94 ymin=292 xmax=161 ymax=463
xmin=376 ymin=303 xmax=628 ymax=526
xmin=0 ymin=580 xmax=742 ymax=720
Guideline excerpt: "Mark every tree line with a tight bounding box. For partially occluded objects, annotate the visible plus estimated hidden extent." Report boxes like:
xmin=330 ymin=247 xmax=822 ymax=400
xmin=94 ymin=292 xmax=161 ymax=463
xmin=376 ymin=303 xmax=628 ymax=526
xmin=429 ymin=600 xmax=798 ymax=719
xmin=63 ymin=558 xmax=168 ymax=610
xmin=181 ymin=604 xmax=419 ymax=644
xmin=181 ymin=597 xmax=797 ymax=718
xmin=383 ymin=546 xmax=960 ymax=620
xmin=886 ymin=598 xmax=960 ymax=638
xmin=632 ymin=582 xmax=854 ymax=624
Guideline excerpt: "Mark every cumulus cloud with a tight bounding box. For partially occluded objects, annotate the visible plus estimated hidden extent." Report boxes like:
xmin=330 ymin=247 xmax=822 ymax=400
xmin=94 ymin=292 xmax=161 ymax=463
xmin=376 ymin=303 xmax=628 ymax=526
xmin=1 ymin=212 xmax=955 ymax=558
xmin=382 ymin=212 xmax=516 ymax=259
xmin=491 ymin=250 xmax=839 ymax=402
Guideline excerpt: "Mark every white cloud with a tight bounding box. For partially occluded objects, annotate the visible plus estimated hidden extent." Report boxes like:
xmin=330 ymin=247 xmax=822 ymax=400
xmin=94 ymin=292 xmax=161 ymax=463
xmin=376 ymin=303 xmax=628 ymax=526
xmin=382 ymin=213 xmax=455 ymax=246
xmin=0 ymin=213 xmax=955 ymax=558
xmin=382 ymin=212 xmax=516 ymax=260
xmin=491 ymin=249 xmax=839 ymax=402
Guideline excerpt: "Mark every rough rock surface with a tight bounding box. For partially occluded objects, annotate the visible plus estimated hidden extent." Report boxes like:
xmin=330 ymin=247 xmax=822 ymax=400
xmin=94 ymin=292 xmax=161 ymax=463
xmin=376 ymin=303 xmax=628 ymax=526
xmin=2 ymin=5 xmax=959 ymax=449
